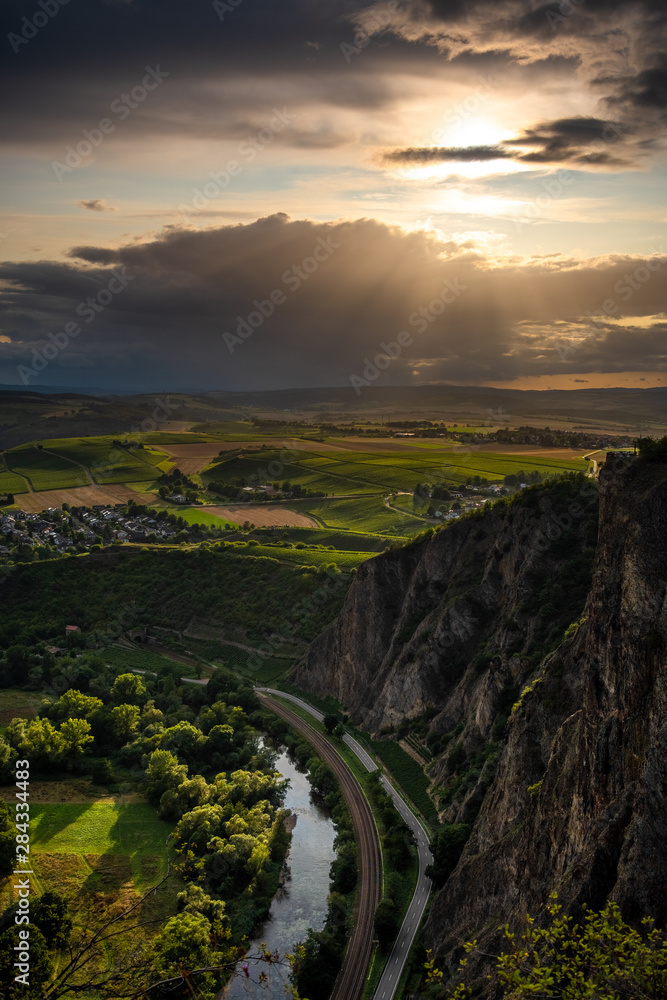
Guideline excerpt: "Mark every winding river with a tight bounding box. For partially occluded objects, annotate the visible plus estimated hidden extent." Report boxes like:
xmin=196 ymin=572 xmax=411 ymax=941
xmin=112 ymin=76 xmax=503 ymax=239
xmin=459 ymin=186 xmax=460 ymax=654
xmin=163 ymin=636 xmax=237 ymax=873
xmin=221 ymin=749 xmax=336 ymax=1000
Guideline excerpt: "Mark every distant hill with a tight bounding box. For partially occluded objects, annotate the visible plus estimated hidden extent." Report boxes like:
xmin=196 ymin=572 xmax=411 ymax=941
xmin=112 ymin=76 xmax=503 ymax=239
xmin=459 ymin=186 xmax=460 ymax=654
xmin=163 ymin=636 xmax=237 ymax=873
xmin=1 ymin=384 xmax=666 ymax=451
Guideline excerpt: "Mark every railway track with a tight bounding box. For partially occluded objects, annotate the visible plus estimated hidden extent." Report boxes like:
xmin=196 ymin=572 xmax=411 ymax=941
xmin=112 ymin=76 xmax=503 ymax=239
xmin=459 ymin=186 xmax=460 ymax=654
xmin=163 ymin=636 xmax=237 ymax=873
xmin=257 ymin=692 xmax=381 ymax=1000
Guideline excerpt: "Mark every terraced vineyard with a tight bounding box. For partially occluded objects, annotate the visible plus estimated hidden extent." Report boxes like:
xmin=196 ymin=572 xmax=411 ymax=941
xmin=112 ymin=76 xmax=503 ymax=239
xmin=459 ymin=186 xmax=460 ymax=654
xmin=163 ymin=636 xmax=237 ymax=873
xmin=297 ymin=495 xmax=424 ymax=535
xmin=41 ymin=437 xmax=165 ymax=484
xmin=205 ymin=446 xmax=588 ymax=498
xmin=0 ymin=466 xmax=28 ymax=495
xmin=5 ymin=444 xmax=89 ymax=491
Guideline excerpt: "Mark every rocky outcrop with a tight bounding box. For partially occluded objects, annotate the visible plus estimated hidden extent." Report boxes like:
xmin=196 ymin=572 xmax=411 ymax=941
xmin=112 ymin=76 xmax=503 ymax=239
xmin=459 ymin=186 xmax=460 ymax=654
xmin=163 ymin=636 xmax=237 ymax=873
xmin=424 ymin=454 xmax=667 ymax=988
xmin=293 ymin=457 xmax=667 ymax=991
xmin=293 ymin=474 xmax=598 ymax=821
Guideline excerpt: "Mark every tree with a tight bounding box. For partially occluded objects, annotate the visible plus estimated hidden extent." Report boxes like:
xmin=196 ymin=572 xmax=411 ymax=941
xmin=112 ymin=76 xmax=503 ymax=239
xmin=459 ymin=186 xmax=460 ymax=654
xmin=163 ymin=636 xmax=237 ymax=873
xmin=146 ymin=748 xmax=188 ymax=805
xmin=6 ymin=718 xmax=64 ymax=769
xmin=151 ymin=912 xmax=220 ymax=994
xmin=426 ymin=823 xmax=471 ymax=888
xmin=111 ymin=672 xmax=147 ymax=706
xmin=91 ymin=758 xmax=114 ymax=785
xmin=31 ymin=891 xmax=73 ymax=949
xmin=323 ymin=714 xmax=339 ymax=733
xmin=110 ymin=704 xmax=140 ymax=744
xmin=57 ymin=688 xmax=103 ymax=721
xmin=0 ymin=923 xmax=52 ymax=999
xmin=59 ymin=718 xmax=94 ymax=763
xmin=375 ymin=897 xmax=400 ymax=951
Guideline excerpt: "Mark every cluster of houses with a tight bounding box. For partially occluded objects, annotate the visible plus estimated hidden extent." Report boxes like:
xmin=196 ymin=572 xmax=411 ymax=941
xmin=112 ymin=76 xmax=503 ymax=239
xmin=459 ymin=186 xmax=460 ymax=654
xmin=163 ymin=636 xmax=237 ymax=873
xmin=69 ymin=505 xmax=180 ymax=544
xmin=427 ymin=483 xmax=510 ymax=521
xmin=0 ymin=503 xmax=188 ymax=557
xmin=0 ymin=509 xmax=70 ymax=555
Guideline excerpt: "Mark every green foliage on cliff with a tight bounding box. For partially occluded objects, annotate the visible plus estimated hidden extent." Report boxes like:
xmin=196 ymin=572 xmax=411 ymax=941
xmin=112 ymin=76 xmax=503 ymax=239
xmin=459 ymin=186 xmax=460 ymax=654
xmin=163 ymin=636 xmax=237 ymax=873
xmin=426 ymin=895 xmax=667 ymax=999
xmin=636 ymin=435 xmax=667 ymax=460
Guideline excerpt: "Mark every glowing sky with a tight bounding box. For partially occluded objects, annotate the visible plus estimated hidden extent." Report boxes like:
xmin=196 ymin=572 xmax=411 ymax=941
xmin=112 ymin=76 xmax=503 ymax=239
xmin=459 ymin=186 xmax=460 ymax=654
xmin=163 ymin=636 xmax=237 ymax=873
xmin=1 ymin=0 xmax=666 ymax=390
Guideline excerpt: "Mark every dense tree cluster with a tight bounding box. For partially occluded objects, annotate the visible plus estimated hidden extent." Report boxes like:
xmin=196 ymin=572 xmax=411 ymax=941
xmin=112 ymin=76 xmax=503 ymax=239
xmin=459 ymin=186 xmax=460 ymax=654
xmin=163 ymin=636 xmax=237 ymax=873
xmin=0 ymin=664 xmax=294 ymax=998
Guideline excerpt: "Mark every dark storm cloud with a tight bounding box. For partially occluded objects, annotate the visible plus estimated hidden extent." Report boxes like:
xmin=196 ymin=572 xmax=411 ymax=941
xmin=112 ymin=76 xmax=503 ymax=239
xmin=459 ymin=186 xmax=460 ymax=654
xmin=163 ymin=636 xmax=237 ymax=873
xmin=375 ymin=0 xmax=667 ymax=160
xmin=381 ymin=116 xmax=634 ymax=167
xmin=1 ymin=216 xmax=666 ymax=389
xmin=382 ymin=145 xmax=513 ymax=163
xmin=0 ymin=0 xmax=432 ymax=149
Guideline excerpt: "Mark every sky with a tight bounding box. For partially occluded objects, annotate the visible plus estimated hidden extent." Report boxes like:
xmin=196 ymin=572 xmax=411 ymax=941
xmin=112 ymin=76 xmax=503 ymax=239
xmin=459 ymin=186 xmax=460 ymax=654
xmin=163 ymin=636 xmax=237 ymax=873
xmin=0 ymin=0 xmax=666 ymax=392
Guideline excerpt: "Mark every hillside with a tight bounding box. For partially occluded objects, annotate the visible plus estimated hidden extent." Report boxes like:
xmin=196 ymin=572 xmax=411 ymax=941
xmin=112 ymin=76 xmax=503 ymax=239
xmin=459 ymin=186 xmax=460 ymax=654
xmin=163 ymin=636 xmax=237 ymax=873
xmin=291 ymin=456 xmax=667 ymax=992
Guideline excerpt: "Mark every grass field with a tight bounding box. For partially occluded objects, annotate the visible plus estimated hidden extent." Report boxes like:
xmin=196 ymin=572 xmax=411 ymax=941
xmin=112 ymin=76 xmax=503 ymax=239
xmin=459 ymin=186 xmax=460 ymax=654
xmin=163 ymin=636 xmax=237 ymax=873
xmin=39 ymin=437 xmax=168 ymax=485
xmin=173 ymin=507 xmax=240 ymax=528
xmin=31 ymin=801 xmax=171 ymax=869
xmin=0 ymin=688 xmax=51 ymax=729
xmin=0 ymin=798 xmax=176 ymax=921
xmin=253 ymin=526 xmax=409 ymax=551
xmin=5 ymin=435 xmax=168 ymax=491
xmin=298 ymin=495 xmax=423 ymax=535
xmin=6 ymin=444 xmax=89 ymax=491
xmin=224 ymin=540 xmax=370 ymax=569
xmin=205 ymin=446 xmax=587 ymax=499
xmin=103 ymin=645 xmax=197 ymax=678
xmin=0 ymin=466 xmax=29 ymax=495
xmin=368 ymin=738 xmax=437 ymax=828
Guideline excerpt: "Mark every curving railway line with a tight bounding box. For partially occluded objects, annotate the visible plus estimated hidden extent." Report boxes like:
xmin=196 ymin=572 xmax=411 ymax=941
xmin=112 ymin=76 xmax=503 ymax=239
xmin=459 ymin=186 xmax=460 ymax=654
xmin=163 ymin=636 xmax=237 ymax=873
xmin=257 ymin=692 xmax=381 ymax=1000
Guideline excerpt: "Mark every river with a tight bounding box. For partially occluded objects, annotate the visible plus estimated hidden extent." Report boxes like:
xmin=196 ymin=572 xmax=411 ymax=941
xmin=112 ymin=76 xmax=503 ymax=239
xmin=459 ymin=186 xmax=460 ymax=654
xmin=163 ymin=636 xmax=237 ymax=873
xmin=221 ymin=749 xmax=336 ymax=1000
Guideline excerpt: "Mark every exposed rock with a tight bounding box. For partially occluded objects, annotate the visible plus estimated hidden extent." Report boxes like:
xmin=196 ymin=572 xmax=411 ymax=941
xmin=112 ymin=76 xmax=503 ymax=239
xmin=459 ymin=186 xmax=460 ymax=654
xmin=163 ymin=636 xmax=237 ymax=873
xmin=293 ymin=473 xmax=598 ymax=822
xmin=424 ymin=454 xmax=667 ymax=991
xmin=293 ymin=456 xmax=667 ymax=992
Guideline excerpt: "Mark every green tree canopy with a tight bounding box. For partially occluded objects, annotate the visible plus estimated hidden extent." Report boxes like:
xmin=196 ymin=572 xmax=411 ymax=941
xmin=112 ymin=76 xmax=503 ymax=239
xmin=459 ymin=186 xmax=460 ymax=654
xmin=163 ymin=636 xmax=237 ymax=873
xmin=110 ymin=672 xmax=147 ymax=706
xmin=146 ymin=748 xmax=188 ymax=806
xmin=109 ymin=703 xmax=141 ymax=745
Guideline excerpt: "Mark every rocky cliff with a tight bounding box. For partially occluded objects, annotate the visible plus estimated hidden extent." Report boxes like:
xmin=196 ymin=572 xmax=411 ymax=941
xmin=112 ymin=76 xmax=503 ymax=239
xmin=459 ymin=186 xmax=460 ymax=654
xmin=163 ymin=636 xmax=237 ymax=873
xmin=425 ymin=453 xmax=667 ymax=988
xmin=293 ymin=457 xmax=667 ymax=989
xmin=293 ymin=472 xmax=598 ymax=823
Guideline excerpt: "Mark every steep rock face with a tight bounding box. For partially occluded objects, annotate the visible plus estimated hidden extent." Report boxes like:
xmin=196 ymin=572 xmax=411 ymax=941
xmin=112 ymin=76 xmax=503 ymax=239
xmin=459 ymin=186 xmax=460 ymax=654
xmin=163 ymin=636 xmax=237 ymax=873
xmin=425 ymin=455 xmax=667 ymax=989
xmin=293 ymin=476 xmax=598 ymax=816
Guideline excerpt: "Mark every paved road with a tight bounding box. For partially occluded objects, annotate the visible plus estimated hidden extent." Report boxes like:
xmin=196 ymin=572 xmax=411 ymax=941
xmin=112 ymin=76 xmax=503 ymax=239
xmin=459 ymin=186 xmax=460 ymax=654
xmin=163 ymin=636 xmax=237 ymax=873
xmin=257 ymin=691 xmax=381 ymax=1000
xmin=258 ymin=688 xmax=433 ymax=1000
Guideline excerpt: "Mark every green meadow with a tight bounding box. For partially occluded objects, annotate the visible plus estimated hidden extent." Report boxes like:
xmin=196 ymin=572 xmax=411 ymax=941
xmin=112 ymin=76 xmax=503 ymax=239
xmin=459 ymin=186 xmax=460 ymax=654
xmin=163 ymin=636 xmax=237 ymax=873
xmin=0 ymin=467 xmax=28 ymax=495
xmin=206 ymin=446 xmax=588 ymax=497
xmin=296 ymin=495 xmax=424 ymax=534
xmin=5 ymin=444 xmax=88 ymax=491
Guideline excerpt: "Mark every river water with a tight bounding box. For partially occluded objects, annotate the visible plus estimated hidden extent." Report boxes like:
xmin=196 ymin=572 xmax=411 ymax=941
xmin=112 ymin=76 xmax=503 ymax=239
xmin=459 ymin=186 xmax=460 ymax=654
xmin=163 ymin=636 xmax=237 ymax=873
xmin=221 ymin=749 xmax=336 ymax=1000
